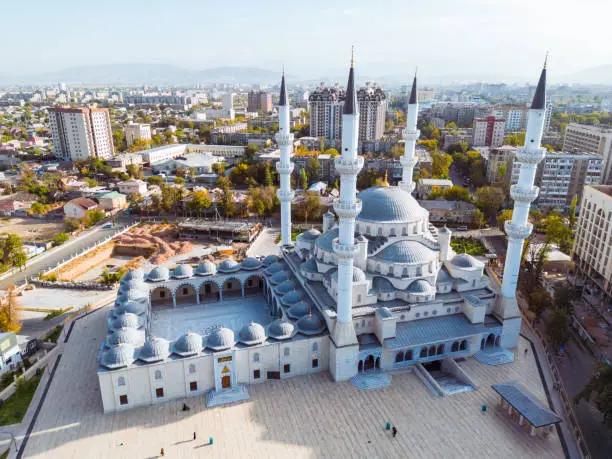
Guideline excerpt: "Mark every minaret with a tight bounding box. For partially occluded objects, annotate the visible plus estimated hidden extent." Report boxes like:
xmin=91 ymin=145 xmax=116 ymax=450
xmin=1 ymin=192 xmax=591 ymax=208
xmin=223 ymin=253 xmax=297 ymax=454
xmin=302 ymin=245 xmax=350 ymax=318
xmin=276 ymin=70 xmax=295 ymax=247
xmin=399 ymin=72 xmax=419 ymax=192
xmin=497 ymin=58 xmax=548 ymax=347
xmin=330 ymin=50 xmax=363 ymax=380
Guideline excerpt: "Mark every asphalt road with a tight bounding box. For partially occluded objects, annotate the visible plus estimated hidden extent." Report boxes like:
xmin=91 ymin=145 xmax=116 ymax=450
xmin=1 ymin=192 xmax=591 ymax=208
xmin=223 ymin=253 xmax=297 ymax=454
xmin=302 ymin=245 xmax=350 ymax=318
xmin=0 ymin=226 xmax=119 ymax=290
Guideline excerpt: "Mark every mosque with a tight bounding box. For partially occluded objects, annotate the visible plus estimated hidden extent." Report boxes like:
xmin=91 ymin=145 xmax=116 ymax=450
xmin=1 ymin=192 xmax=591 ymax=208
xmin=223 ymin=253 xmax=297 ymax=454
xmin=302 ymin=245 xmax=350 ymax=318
xmin=97 ymin=55 xmax=548 ymax=413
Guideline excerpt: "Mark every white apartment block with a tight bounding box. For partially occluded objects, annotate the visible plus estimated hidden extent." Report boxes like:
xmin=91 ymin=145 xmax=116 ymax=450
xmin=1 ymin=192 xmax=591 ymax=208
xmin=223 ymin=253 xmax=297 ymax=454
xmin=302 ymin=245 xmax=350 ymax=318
xmin=309 ymin=86 xmax=344 ymax=141
xmin=49 ymin=107 xmax=114 ymax=161
xmin=511 ymin=151 xmax=602 ymax=209
xmin=125 ymin=123 xmax=152 ymax=147
xmin=572 ymin=185 xmax=612 ymax=303
xmin=138 ymin=144 xmax=245 ymax=165
xmin=562 ymin=123 xmax=612 ymax=185
xmin=357 ymin=83 xmax=387 ymax=142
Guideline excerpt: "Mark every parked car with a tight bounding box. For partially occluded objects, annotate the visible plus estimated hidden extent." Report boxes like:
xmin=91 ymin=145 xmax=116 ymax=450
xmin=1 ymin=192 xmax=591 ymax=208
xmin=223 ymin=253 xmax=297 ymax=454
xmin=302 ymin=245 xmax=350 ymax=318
xmin=456 ymin=226 xmax=468 ymax=231
xmin=102 ymin=223 xmax=114 ymax=229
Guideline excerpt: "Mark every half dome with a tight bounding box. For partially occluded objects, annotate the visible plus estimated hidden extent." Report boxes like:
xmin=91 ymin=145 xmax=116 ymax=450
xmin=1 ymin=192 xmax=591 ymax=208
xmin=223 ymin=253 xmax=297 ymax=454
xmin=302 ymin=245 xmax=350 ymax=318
xmin=407 ymin=279 xmax=436 ymax=295
xmin=450 ymin=253 xmax=481 ymax=268
xmin=299 ymin=228 xmax=321 ymax=241
xmin=374 ymin=240 xmax=437 ymax=264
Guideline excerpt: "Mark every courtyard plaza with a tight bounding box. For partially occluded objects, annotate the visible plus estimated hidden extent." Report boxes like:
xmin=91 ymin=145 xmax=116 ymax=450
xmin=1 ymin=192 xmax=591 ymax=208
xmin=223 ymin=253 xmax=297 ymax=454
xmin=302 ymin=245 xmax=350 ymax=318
xmin=10 ymin=303 xmax=564 ymax=459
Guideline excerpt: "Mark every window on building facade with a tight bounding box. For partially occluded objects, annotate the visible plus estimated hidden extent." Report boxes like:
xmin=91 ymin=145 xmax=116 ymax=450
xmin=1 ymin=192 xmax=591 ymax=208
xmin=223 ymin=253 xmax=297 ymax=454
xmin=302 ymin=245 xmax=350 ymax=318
xmin=284 ymin=347 xmax=290 ymax=357
xmin=154 ymin=370 xmax=163 ymax=380
xmin=119 ymin=394 xmax=128 ymax=405
xmin=312 ymin=359 xmax=319 ymax=369
xmin=284 ymin=364 xmax=291 ymax=373
xmin=189 ymin=381 xmax=198 ymax=392
xmin=189 ymin=364 xmax=196 ymax=374
xmin=155 ymin=387 xmax=164 ymax=398
xmin=254 ymin=369 xmax=261 ymax=379
xmin=117 ymin=376 xmax=126 ymax=387
xmin=312 ymin=342 xmax=319 ymax=353
xmin=253 ymin=353 xmax=260 ymax=362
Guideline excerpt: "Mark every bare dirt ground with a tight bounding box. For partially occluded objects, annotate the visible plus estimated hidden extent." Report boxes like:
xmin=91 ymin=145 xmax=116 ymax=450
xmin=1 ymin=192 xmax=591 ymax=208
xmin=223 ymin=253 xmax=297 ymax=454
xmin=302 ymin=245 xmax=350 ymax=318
xmin=0 ymin=217 xmax=64 ymax=242
xmin=116 ymin=223 xmax=192 ymax=265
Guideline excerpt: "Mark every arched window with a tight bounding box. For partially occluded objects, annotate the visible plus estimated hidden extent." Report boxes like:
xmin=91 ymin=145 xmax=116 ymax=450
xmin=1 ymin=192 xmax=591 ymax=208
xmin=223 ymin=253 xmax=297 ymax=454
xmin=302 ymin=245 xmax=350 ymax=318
xmin=395 ymin=351 xmax=404 ymax=363
xmin=416 ymin=266 xmax=422 ymax=276
xmin=419 ymin=347 xmax=427 ymax=358
xmin=428 ymin=345 xmax=436 ymax=356
xmin=436 ymin=344 xmax=444 ymax=355
xmin=402 ymin=227 xmax=407 ymax=236
xmin=154 ymin=370 xmax=162 ymax=380
xmin=284 ymin=347 xmax=291 ymax=357
xmin=253 ymin=352 xmax=260 ymax=362
xmin=377 ymin=227 xmax=382 ymax=236
xmin=312 ymin=342 xmax=319 ymax=353
xmin=389 ymin=228 xmax=396 ymax=237
xmin=388 ymin=266 xmax=394 ymax=276
xmin=367 ymin=226 xmax=371 ymax=234
xmin=189 ymin=364 xmax=196 ymax=374
xmin=405 ymin=349 xmax=413 ymax=361
xmin=117 ymin=376 xmax=126 ymax=387
xmin=460 ymin=340 xmax=467 ymax=351
xmin=451 ymin=342 xmax=459 ymax=352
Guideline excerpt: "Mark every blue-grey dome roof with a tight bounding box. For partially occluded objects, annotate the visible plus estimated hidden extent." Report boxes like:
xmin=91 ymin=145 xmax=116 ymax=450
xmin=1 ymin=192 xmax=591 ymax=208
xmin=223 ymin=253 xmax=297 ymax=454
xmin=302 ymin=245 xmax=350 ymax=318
xmin=331 ymin=266 xmax=366 ymax=283
xmin=118 ymin=286 xmax=149 ymax=302
xmin=407 ymin=279 xmax=436 ymax=295
xmin=121 ymin=268 xmax=144 ymax=284
xmin=174 ymin=332 xmax=202 ymax=356
xmin=315 ymin=228 xmax=339 ymax=252
xmin=107 ymin=327 xmax=144 ymax=346
xmin=270 ymin=271 xmax=289 ymax=285
xmin=268 ymin=319 xmax=295 ymax=340
xmin=218 ymin=258 xmax=240 ymax=273
xmin=241 ymin=257 xmax=262 ymax=270
xmin=263 ymin=255 xmax=278 ymax=266
xmin=119 ymin=278 xmax=147 ymax=293
xmin=436 ymin=267 xmax=452 ymax=284
xmin=374 ymin=240 xmax=437 ymax=264
xmin=297 ymin=313 xmax=324 ymax=335
xmin=450 ymin=253 xmax=480 ymax=268
xmin=112 ymin=313 xmax=140 ymax=330
xmin=116 ymin=298 xmax=148 ymax=316
xmin=207 ymin=327 xmax=234 ymax=350
xmin=173 ymin=264 xmax=194 ymax=279
xmin=373 ymin=276 xmax=395 ymax=292
xmin=282 ymin=290 xmax=303 ymax=305
xmin=275 ymin=280 xmax=296 ymax=294
xmin=148 ymin=266 xmax=170 ymax=282
xmin=300 ymin=257 xmax=318 ymax=274
xmin=287 ymin=301 xmax=312 ymax=319
xmin=139 ymin=337 xmax=170 ymax=362
xmin=265 ymin=262 xmax=283 ymax=275
xmin=357 ymin=186 xmax=426 ymax=223
xmin=300 ymin=228 xmax=321 ymax=241
xmin=102 ymin=343 xmax=135 ymax=369
xmin=195 ymin=261 xmax=217 ymax=276
xmin=238 ymin=322 xmax=266 ymax=345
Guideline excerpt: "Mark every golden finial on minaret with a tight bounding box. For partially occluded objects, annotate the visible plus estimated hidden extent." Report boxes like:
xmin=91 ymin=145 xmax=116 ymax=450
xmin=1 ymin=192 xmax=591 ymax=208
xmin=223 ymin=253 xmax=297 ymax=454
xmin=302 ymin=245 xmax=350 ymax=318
xmin=381 ymin=170 xmax=389 ymax=187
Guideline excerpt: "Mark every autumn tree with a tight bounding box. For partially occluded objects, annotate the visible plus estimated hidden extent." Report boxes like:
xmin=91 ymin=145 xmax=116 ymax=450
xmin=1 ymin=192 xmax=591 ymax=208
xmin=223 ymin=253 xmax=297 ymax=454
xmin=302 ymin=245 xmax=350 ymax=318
xmin=431 ymin=152 xmax=453 ymax=179
xmin=474 ymin=187 xmax=505 ymax=220
xmin=497 ymin=209 xmax=513 ymax=231
xmin=0 ymin=286 xmax=21 ymax=333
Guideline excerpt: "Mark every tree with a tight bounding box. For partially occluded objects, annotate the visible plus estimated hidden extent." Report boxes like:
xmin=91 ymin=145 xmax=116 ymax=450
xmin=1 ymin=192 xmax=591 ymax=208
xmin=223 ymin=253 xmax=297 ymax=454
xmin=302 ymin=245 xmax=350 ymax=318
xmin=300 ymin=168 xmax=308 ymax=190
xmin=569 ymin=195 xmax=578 ymax=228
xmin=187 ymin=190 xmax=212 ymax=216
xmin=212 ymin=162 xmax=226 ymax=176
xmin=174 ymin=177 xmax=185 ymax=185
xmin=306 ymin=157 xmax=321 ymax=182
xmin=497 ymin=209 xmax=513 ymax=231
xmin=575 ymin=363 xmax=612 ymax=426
xmin=126 ymin=164 xmax=143 ymax=179
xmin=175 ymin=167 xmax=186 ymax=178
xmin=83 ymin=209 xmax=105 ymax=227
xmin=215 ymin=176 xmax=235 ymax=217
xmin=148 ymin=176 xmax=164 ymax=187
xmin=295 ymin=191 xmax=323 ymax=224
xmin=128 ymin=137 xmax=152 ymax=152
xmin=474 ymin=187 xmax=505 ymax=220
xmin=529 ymin=288 xmax=552 ymax=322
xmin=547 ymin=309 xmax=571 ymax=350
xmin=431 ymin=152 xmax=453 ymax=178
xmin=472 ymin=209 xmax=485 ymax=229
xmin=0 ymin=286 xmax=21 ymax=333
xmin=187 ymin=167 xmax=197 ymax=182
xmin=1 ymin=234 xmax=23 ymax=267
xmin=52 ymin=233 xmax=70 ymax=246
xmin=553 ymin=284 xmax=579 ymax=312
xmin=64 ymin=218 xmax=81 ymax=232
xmin=112 ymin=129 xmax=126 ymax=152
xmin=543 ymin=214 xmax=573 ymax=253
xmin=28 ymin=201 xmax=46 ymax=215
xmin=100 ymin=269 xmax=122 ymax=286
xmin=443 ymin=186 xmax=470 ymax=202
xmin=263 ymin=162 xmax=273 ymax=187
xmin=504 ymin=131 xmax=526 ymax=146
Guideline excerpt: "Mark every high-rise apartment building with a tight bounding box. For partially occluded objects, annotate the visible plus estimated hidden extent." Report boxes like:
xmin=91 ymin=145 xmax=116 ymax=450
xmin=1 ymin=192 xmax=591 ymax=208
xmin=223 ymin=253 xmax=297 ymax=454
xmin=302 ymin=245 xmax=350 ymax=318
xmin=572 ymin=185 xmax=612 ymax=304
xmin=472 ymin=117 xmax=505 ymax=147
xmin=511 ymin=151 xmax=602 ymax=209
xmin=563 ymin=123 xmax=612 ymax=185
xmin=247 ymin=91 xmax=273 ymax=113
xmin=308 ymin=83 xmax=387 ymax=143
xmin=125 ymin=123 xmax=152 ymax=147
xmin=49 ymin=107 xmax=114 ymax=161
xmin=486 ymin=145 xmax=517 ymax=186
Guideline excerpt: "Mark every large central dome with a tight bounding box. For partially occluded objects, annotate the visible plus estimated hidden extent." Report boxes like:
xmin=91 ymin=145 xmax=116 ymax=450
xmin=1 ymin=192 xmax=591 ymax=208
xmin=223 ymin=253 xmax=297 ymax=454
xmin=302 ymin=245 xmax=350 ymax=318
xmin=357 ymin=186 xmax=426 ymax=223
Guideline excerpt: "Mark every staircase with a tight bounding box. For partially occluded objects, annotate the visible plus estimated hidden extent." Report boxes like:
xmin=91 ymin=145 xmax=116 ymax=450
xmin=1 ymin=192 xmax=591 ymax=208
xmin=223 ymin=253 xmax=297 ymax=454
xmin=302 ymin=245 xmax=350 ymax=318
xmin=474 ymin=348 xmax=515 ymax=366
xmin=429 ymin=371 xmax=474 ymax=395
xmin=205 ymin=385 xmax=249 ymax=408
xmin=350 ymin=372 xmax=392 ymax=390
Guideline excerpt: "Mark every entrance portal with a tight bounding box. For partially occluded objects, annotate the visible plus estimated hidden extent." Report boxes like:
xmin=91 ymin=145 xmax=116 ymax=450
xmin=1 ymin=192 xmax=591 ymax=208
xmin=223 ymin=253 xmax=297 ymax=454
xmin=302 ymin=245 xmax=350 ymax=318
xmin=221 ymin=375 xmax=231 ymax=389
xmin=364 ymin=355 xmax=375 ymax=372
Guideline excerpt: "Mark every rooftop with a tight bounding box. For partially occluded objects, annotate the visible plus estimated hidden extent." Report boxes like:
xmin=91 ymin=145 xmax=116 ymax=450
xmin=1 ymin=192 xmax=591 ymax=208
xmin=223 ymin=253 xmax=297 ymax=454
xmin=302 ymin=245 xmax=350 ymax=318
xmin=491 ymin=381 xmax=562 ymax=427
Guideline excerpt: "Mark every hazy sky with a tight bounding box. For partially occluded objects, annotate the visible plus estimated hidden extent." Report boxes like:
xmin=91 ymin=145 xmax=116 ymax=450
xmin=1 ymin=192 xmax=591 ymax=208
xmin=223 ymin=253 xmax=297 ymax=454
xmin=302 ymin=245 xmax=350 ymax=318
xmin=5 ymin=0 xmax=612 ymax=79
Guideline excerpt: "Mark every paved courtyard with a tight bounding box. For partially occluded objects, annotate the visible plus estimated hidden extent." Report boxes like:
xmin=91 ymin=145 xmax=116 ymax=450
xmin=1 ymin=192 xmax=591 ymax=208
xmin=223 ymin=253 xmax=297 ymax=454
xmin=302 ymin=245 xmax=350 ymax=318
xmin=150 ymin=296 xmax=272 ymax=339
xmin=12 ymin=306 xmax=564 ymax=459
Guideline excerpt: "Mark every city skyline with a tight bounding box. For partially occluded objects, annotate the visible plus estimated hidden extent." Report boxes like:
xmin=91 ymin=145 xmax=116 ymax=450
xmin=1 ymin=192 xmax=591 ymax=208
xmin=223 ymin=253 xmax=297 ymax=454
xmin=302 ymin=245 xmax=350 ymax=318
xmin=3 ymin=0 xmax=612 ymax=84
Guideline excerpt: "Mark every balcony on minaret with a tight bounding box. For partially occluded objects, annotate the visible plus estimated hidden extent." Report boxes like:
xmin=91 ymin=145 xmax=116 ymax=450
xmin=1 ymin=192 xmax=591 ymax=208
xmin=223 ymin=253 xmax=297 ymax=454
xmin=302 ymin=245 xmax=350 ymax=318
xmin=276 ymin=189 xmax=295 ymax=202
xmin=275 ymin=132 xmax=293 ymax=146
xmin=276 ymin=162 xmax=294 ymax=174
xmin=515 ymin=146 xmax=546 ymax=165
xmin=402 ymin=129 xmax=420 ymax=142
xmin=510 ymin=185 xmax=539 ymax=204
xmin=504 ymin=221 xmax=533 ymax=240
xmin=333 ymin=198 xmax=362 ymax=219
xmin=332 ymin=238 xmax=360 ymax=258
xmin=334 ymin=156 xmax=364 ymax=175
xmin=399 ymin=156 xmax=418 ymax=168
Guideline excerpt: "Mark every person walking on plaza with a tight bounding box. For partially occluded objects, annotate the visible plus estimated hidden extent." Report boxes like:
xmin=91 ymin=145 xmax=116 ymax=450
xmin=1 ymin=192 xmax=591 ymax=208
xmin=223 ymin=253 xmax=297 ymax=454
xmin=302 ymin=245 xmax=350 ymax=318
xmin=193 ymin=432 xmax=197 ymax=441
xmin=392 ymin=426 xmax=397 ymax=438
xmin=160 ymin=448 xmax=165 ymax=457
xmin=524 ymin=348 xmax=529 ymax=357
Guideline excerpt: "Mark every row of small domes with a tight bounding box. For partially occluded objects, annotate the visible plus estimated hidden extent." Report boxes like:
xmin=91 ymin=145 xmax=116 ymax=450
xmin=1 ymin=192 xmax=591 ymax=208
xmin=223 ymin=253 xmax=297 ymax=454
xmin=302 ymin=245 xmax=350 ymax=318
xmin=145 ymin=257 xmax=263 ymax=282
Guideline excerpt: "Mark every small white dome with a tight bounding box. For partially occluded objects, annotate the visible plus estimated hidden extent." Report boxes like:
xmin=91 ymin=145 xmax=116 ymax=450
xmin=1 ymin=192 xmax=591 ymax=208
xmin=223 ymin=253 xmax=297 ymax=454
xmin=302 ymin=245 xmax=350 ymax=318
xmin=218 ymin=258 xmax=240 ymax=273
xmin=173 ymin=264 xmax=194 ymax=279
xmin=139 ymin=337 xmax=170 ymax=362
xmin=238 ymin=322 xmax=266 ymax=345
xmin=112 ymin=313 xmax=140 ymax=329
xmin=102 ymin=343 xmax=135 ymax=369
xmin=207 ymin=327 xmax=235 ymax=350
xmin=174 ymin=332 xmax=203 ymax=356
xmin=148 ymin=266 xmax=170 ymax=282
xmin=241 ymin=257 xmax=262 ymax=270
xmin=196 ymin=261 xmax=217 ymax=276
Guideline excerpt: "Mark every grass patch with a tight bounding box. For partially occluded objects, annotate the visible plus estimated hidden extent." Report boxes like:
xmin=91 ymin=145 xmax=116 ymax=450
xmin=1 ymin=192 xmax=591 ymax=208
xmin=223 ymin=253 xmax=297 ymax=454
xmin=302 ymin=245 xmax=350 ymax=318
xmin=44 ymin=308 xmax=72 ymax=321
xmin=275 ymin=229 xmax=307 ymax=243
xmin=0 ymin=374 xmax=42 ymax=426
xmin=450 ymin=237 xmax=486 ymax=256
xmin=45 ymin=325 xmax=63 ymax=343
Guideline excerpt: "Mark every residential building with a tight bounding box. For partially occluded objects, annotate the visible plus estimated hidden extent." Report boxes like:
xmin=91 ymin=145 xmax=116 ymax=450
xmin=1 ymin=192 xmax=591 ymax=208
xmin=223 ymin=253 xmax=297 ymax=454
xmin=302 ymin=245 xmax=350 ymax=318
xmin=416 ymin=178 xmax=454 ymax=199
xmin=153 ymin=153 xmax=223 ymax=175
xmin=124 ymin=94 xmax=197 ymax=110
xmin=222 ymin=93 xmax=234 ymax=111
xmin=441 ymin=129 xmax=473 ymax=150
xmin=64 ymin=197 xmax=100 ymax=219
xmin=49 ymin=106 xmax=114 ymax=161
xmin=97 ymin=191 xmax=127 ymax=211
xmin=138 ymin=144 xmax=245 ymax=165
xmin=118 ymin=179 xmax=148 ymax=196
xmin=419 ymin=200 xmax=477 ymax=224
xmin=486 ymin=145 xmax=517 ymax=186
xmin=511 ymin=151 xmax=602 ymax=209
xmin=106 ymin=153 xmax=144 ymax=172
xmin=572 ymin=185 xmax=612 ymax=304
xmin=125 ymin=123 xmax=152 ymax=147
xmin=492 ymin=107 xmax=527 ymax=131
xmin=357 ymin=82 xmax=387 ymax=141
xmin=562 ymin=123 xmax=612 ymax=185
xmin=472 ymin=117 xmax=505 ymax=147
xmin=0 ymin=333 xmax=22 ymax=374
xmin=247 ymin=91 xmax=273 ymax=113
xmin=308 ymin=85 xmax=344 ymax=142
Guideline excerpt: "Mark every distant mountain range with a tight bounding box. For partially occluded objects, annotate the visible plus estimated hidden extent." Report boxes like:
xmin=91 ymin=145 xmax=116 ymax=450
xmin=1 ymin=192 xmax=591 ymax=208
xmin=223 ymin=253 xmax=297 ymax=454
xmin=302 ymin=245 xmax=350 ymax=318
xmin=1 ymin=63 xmax=611 ymax=87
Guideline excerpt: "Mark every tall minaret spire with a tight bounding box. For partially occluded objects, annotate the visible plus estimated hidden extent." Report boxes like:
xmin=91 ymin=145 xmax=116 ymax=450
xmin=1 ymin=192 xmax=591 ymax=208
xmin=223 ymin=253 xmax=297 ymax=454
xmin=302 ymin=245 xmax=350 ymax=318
xmin=497 ymin=58 xmax=548 ymax=347
xmin=399 ymin=69 xmax=419 ymax=192
xmin=276 ymin=69 xmax=294 ymax=247
xmin=330 ymin=50 xmax=363 ymax=379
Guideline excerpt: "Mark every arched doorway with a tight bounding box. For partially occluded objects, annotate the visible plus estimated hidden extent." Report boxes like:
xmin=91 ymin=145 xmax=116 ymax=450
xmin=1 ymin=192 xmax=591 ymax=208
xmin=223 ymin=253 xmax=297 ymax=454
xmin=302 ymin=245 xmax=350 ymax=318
xmin=480 ymin=338 xmax=486 ymax=350
xmin=419 ymin=347 xmax=427 ymax=358
xmin=222 ymin=278 xmax=242 ymax=299
xmin=358 ymin=360 xmax=364 ymax=372
xmin=375 ymin=357 xmax=380 ymax=369
xmin=405 ymin=349 xmax=413 ymax=361
xmin=495 ymin=335 xmax=501 ymax=347
xmin=150 ymin=287 xmax=173 ymax=306
xmin=395 ymin=351 xmax=404 ymax=363
xmin=175 ymin=283 xmax=197 ymax=305
xmin=486 ymin=333 xmax=495 ymax=348
xmin=244 ymin=275 xmax=263 ymax=296
xmin=364 ymin=355 xmax=375 ymax=372
xmin=428 ymin=345 xmax=436 ymax=357
xmin=199 ymin=282 xmax=220 ymax=302
xmin=460 ymin=339 xmax=467 ymax=351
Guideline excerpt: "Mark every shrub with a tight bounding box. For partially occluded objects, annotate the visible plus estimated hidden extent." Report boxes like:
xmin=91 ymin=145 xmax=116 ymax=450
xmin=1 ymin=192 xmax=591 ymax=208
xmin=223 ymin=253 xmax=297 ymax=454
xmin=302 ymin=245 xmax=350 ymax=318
xmin=52 ymin=232 xmax=70 ymax=246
